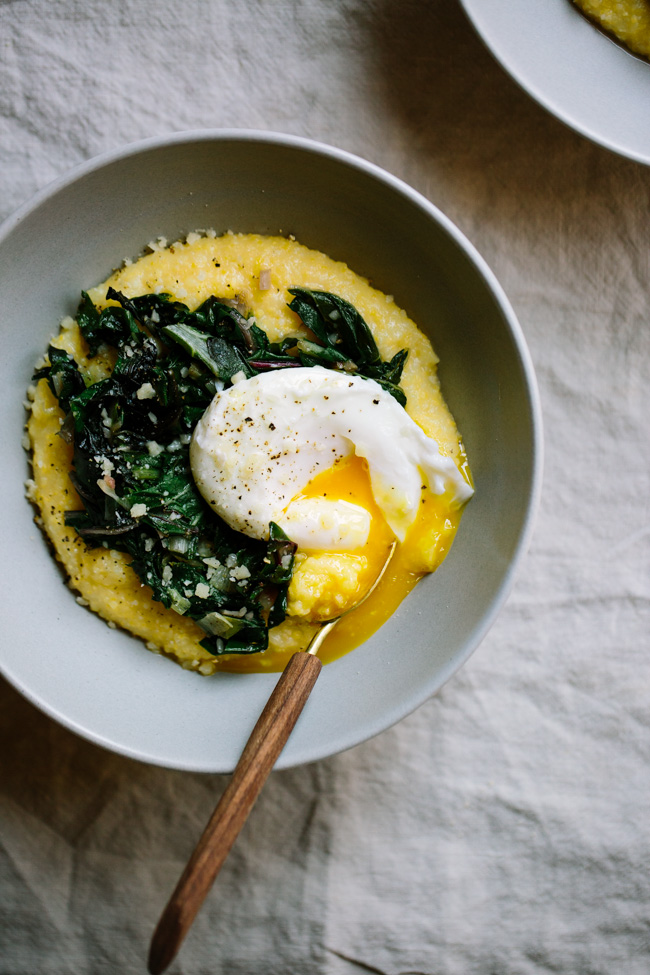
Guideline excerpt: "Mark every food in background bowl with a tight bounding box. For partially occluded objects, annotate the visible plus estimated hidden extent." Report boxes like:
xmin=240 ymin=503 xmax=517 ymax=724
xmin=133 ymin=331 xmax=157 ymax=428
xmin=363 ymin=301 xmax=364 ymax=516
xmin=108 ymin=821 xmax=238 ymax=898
xmin=26 ymin=231 xmax=473 ymax=675
xmin=572 ymin=0 xmax=650 ymax=60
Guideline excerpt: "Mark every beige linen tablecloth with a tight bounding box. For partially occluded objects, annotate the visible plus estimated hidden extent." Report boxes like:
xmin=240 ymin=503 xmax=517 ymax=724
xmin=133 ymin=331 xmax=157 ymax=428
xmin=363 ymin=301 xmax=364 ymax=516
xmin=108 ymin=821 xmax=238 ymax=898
xmin=1 ymin=2 xmax=649 ymax=973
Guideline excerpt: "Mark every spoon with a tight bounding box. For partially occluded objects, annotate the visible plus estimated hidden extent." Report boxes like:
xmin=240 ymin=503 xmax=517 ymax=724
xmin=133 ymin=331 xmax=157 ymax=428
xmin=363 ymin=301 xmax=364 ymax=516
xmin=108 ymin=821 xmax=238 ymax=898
xmin=148 ymin=541 xmax=397 ymax=975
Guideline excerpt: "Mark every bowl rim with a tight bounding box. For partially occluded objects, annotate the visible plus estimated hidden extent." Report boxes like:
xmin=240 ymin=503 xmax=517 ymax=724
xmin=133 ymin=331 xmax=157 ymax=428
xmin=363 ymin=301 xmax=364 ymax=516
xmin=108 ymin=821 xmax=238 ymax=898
xmin=0 ymin=129 xmax=543 ymax=769
xmin=459 ymin=0 xmax=650 ymax=167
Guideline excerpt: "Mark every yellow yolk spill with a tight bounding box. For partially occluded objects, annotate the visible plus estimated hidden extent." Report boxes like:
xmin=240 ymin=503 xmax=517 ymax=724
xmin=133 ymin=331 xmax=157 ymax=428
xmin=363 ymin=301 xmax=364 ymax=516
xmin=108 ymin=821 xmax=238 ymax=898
xmin=217 ymin=453 xmax=465 ymax=672
xmin=312 ymin=454 xmax=463 ymax=665
xmin=293 ymin=454 xmax=395 ymax=602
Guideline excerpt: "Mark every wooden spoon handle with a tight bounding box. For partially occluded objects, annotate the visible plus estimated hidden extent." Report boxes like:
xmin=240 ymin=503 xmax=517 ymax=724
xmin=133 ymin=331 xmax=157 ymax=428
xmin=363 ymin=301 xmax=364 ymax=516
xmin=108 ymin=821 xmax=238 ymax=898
xmin=147 ymin=650 xmax=322 ymax=975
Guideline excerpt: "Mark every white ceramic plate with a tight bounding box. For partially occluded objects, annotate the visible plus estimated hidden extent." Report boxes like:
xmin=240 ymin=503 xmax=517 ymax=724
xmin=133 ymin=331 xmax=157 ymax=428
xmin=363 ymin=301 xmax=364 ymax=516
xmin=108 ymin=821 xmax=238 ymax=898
xmin=461 ymin=0 xmax=650 ymax=165
xmin=0 ymin=132 xmax=542 ymax=772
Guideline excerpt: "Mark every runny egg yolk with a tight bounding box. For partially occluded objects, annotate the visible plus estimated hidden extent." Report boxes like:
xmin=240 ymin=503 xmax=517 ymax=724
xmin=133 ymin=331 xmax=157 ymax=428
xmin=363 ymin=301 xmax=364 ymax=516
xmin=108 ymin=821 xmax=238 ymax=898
xmin=286 ymin=454 xmax=395 ymax=619
xmin=284 ymin=453 xmax=464 ymax=666
xmin=210 ymin=452 xmax=465 ymax=674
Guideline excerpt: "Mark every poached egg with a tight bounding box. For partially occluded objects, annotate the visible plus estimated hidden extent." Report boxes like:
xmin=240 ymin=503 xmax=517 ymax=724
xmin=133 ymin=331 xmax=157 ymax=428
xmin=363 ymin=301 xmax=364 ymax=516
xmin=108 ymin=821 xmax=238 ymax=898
xmin=190 ymin=366 xmax=473 ymax=554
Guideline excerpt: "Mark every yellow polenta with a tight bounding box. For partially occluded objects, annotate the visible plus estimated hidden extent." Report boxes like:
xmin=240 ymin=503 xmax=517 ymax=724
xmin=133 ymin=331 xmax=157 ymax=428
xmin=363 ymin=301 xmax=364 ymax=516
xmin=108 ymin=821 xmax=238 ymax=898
xmin=27 ymin=232 xmax=468 ymax=675
xmin=574 ymin=0 xmax=650 ymax=59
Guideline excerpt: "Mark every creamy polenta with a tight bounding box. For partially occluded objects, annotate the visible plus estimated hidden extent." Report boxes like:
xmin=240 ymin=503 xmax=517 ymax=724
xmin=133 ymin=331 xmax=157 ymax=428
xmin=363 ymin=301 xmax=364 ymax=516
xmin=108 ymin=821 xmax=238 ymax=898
xmin=27 ymin=232 xmax=471 ymax=674
xmin=573 ymin=0 xmax=650 ymax=60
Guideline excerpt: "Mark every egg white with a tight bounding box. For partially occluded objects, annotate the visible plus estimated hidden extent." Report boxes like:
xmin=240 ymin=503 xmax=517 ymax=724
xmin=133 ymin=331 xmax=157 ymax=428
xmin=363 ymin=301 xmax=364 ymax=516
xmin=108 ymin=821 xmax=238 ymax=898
xmin=190 ymin=366 xmax=472 ymax=548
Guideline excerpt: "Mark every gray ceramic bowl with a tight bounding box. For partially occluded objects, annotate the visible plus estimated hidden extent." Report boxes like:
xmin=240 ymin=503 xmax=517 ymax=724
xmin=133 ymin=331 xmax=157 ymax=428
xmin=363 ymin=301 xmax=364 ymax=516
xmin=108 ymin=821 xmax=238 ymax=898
xmin=0 ymin=131 xmax=542 ymax=771
xmin=460 ymin=0 xmax=650 ymax=165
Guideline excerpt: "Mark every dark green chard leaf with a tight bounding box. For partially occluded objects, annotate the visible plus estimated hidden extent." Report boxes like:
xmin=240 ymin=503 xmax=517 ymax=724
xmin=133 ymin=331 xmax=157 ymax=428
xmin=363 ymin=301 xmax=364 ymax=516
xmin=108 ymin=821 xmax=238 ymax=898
xmin=288 ymin=288 xmax=408 ymax=404
xmin=288 ymin=289 xmax=380 ymax=366
xmin=33 ymin=345 xmax=86 ymax=413
xmin=75 ymin=291 xmax=101 ymax=346
xmin=161 ymin=323 xmax=252 ymax=381
xmin=192 ymin=296 xmax=255 ymax=347
xmin=38 ymin=282 xmax=409 ymax=656
xmin=77 ymin=290 xmax=143 ymax=353
xmin=295 ymin=338 xmax=350 ymax=368
xmin=246 ymin=335 xmax=303 ymax=371
xmin=361 ymin=348 xmax=409 ymax=407
xmin=106 ymin=288 xmax=189 ymax=328
xmin=378 ymin=348 xmax=408 ymax=386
